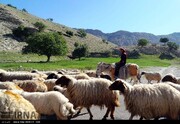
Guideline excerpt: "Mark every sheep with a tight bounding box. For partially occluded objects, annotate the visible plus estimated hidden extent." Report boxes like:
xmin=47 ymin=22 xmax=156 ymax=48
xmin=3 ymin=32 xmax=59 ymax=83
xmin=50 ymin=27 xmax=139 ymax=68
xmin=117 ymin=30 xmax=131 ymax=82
xmin=47 ymin=72 xmax=90 ymax=80
xmin=55 ymin=75 xmax=120 ymax=120
xmin=0 ymin=81 xmax=23 ymax=90
xmin=109 ymin=79 xmax=180 ymax=120
xmin=11 ymin=90 xmax=77 ymax=120
xmin=84 ymin=70 xmax=96 ymax=77
xmin=163 ymin=81 xmax=180 ymax=91
xmin=46 ymin=73 xmax=62 ymax=79
xmin=0 ymin=72 xmax=42 ymax=82
xmin=13 ymin=78 xmax=48 ymax=92
xmin=44 ymin=79 xmax=57 ymax=91
xmin=0 ymin=90 xmax=40 ymax=120
xmin=69 ymin=73 xmax=91 ymax=80
xmin=85 ymin=70 xmax=112 ymax=80
xmin=58 ymin=69 xmax=81 ymax=75
xmin=162 ymin=74 xmax=180 ymax=84
xmin=30 ymin=70 xmax=48 ymax=79
xmin=140 ymin=71 xmax=161 ymax=84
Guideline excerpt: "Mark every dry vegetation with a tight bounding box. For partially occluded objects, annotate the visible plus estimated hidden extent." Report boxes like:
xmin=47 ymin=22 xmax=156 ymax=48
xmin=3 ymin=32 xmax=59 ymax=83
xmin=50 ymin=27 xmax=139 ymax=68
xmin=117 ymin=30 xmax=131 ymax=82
xmin=0 ymin=4 xmax=117 ymax=53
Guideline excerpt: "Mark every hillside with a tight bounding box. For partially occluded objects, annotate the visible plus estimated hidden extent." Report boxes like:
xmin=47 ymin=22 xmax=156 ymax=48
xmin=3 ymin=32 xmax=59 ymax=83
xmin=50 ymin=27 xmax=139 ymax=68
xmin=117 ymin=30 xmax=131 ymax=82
xmin=85 ymin=29 xmax=180 ymax=46
xmin=0 ymin=4 xmax=117 ymax=53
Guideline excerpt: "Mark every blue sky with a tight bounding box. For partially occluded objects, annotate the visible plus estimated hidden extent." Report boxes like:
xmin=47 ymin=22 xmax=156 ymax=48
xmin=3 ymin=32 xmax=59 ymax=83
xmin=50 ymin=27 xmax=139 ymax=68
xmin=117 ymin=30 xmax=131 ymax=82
xmin=1 ymin=0 xmax=180 ymax=35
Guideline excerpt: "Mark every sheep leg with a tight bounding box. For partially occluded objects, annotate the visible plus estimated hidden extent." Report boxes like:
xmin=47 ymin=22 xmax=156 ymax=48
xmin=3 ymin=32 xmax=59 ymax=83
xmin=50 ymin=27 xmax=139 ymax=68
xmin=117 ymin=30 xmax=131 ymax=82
xmin=139 ymin=116 xmax=144 ymax=120
xmin=72 ymin=107 xmax=83 ymax=117
xmin=110 ymin=107 xmax=115 ymax=120
xmin=102 ymin=108 xmax=110 ymax=120
xmin=86 ymin=107 xmax=93 ymax=120
xmin=129 ymin=113 xmax=135 ymax=120
xmin=129 ymin=78 xmax=133 ymax=83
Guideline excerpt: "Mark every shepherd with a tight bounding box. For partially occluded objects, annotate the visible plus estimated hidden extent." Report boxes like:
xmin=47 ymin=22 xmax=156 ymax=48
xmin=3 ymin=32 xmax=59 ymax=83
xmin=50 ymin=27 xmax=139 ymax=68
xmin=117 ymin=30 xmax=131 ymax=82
xmin=114 ymin=47 xmax=127 ymax=80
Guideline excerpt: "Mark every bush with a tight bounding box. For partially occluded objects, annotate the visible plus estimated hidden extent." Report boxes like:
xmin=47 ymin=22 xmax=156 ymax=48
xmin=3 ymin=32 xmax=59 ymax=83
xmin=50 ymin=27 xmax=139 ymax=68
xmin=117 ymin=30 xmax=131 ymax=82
xmin=127 ymin=49 xmax=140 ymax=59
xmin=159 ymin=52 xmax=175 ymax=60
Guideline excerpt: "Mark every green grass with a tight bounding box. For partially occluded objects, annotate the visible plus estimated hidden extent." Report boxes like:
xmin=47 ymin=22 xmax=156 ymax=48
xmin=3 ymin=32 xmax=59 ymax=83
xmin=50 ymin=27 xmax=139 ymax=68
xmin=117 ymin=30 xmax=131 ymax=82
xmin=0 ymin=52 xmax=179 ymax=71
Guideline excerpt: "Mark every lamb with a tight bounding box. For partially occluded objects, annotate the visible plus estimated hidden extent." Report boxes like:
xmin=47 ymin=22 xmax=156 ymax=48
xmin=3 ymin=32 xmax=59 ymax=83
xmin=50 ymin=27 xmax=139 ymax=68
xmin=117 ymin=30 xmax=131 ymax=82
xmin=161 ymin=74 xmax=180 ymax=84
xmin=55 ymin=75 xmax=120 ymax=120
xmin=44 ymin=79 xmax=57 ymax=91
xmin=11 ymin=90 xmax=77 ymax=120
xmin=13 ymin=78 xmax=48 ymax=92
xmin=0 ymin=90 xmax=40 ymax=120
xmin=140 ymin=71 xmax=161 ymax=84
xmin=109 ymin=79 xmax=180 ymax=120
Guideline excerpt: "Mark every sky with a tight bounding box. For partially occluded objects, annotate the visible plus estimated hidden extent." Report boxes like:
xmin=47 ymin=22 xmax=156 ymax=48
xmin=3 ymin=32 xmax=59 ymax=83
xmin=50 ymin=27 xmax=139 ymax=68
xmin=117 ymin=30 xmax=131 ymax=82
xmin=0 ymin=0 xmax=180 ymax=35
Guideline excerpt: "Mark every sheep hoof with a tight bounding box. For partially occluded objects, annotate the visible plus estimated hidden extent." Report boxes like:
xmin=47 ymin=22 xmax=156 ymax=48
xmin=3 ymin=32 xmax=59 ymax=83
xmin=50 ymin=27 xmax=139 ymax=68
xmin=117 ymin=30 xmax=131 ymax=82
xmin=89 ymin=117 xmax=93 ymax=120
xmin=110 ymin=115 xmax=114 ymax=120
xmin=102 ymin=117 xmax=107 ymax=120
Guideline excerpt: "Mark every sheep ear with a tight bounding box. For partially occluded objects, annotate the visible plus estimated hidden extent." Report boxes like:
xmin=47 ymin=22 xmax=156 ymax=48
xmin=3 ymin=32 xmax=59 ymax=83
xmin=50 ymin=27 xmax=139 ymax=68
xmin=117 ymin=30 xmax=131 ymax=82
xmin=55 ymin=76 xmax=71 ymax=87
xmin=119 ymin=80 xmax=127 ymax=94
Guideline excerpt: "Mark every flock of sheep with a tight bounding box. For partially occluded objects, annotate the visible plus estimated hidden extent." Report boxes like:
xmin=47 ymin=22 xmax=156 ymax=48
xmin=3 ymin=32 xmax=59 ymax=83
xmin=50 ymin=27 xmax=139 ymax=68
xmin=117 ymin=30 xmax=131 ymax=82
xmin=0 ymin=66 xmax=180 ymax=120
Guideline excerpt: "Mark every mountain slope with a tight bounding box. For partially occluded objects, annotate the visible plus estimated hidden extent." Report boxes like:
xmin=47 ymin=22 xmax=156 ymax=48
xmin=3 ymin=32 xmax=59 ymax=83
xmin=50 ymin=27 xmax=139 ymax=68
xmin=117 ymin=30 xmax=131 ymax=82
xmin=0 ymin=4 xmax=117 ymax=53
xmin=85 ymin=29 xmax=180 ymax=46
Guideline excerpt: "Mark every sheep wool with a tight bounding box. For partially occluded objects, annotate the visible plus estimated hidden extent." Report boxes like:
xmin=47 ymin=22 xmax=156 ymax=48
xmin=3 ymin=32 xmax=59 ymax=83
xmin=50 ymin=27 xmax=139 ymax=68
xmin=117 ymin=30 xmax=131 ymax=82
xmin=109 ymin=79 xmax=180 ymax=120
xmin=0 ymin=90 xmax=40 ymax=120
xmin=55 ymin=75 xmax=120 ymax=120
xmin=18 ymin=91 xmax=76 ymax=120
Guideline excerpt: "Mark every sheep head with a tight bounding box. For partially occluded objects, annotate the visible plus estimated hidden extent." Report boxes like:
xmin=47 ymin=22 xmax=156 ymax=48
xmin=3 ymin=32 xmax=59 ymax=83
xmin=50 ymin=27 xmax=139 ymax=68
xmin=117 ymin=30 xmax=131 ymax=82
xmin=55 ymin=75 xmax=71 ymax=87
xmin=109 ymin=79 xmax=127 ymax=94
xmin=162 ymin=74 xmax=178 ymax=84
xmin=141 ymin=71 xmax=146 ymax=75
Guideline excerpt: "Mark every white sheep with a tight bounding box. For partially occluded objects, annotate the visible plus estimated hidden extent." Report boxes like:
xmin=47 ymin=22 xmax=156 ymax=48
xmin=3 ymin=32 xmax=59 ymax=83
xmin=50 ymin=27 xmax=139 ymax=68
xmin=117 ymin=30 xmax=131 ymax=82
xmin=44 ymin=79 xmax=57 ymax=91
xmin=140 ymin=71 xmax=161 ymax=84
xmin=11 ymin=90 xmax=77 ymax=120
xmin=0 ymin=90 xmax=40 ymax=120
xmin=68 ymin=73 xmax=91 ymax=80
xmin=55 ymin=75 xmax=120 ymax=120
xmin=0 ymin=72 xmax=42 ymax=82
xmin=13 ymin=78 xmax=48 ymax=92
xmin=109 ymin=79 xmax=180 ymax=120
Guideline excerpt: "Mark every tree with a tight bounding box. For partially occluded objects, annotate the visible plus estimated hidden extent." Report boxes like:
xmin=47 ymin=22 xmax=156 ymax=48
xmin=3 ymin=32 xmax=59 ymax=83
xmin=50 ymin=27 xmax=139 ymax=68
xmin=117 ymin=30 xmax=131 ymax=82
xmin=22 ymin=8 xmax=28 ymax=13
xmin=46 ymin=18 xmax=53 ymax=22
xmin=34 ymin=22 xmax=46 ymax=32
xmin=159 ymin=38 xmax=169 ymax=45
xmin=72 ymin=43 xmax=89 ymax=60
xmin=77 ymin=29 xmax=87 ymax=38
xmin=22 ymin=32 xmax=68 ymax=62
xmin=137 ymin=39 xmax=149 ymax=47
xmin=167 ymin=42 xmax=179 ymax=51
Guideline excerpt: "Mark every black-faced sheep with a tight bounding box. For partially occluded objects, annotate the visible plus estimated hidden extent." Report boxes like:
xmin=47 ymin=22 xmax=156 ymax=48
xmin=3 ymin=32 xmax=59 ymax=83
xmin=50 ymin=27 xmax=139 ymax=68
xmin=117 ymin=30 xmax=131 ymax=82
xmin=140 ymin=71 xmax=161 ymax=84
xmin=55 ymin=75 xmax=120 ymax=120
xmin=162 ymin=74 xmax=180 ymax=84
xmin=109 ymin=79 xmax=180 ymax=120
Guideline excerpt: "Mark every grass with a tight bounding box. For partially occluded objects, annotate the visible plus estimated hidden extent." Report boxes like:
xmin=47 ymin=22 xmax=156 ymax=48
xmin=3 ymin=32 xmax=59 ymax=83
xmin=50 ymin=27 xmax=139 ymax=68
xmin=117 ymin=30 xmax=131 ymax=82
xmin=0 ymin=52 xmax=179 ymax=71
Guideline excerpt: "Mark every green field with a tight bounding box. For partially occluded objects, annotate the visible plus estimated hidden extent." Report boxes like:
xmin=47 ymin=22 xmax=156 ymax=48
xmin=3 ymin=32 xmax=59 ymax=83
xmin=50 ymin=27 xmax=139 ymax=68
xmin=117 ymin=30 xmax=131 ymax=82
xmin=0 ymin=52 xmax=179 ymax=71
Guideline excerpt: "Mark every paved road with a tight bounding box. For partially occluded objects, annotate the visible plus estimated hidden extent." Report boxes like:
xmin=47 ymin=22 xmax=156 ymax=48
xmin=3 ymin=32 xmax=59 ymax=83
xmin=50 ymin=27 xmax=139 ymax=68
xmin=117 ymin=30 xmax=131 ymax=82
xmin=41 ymin=66 xmax=180 ymax=120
